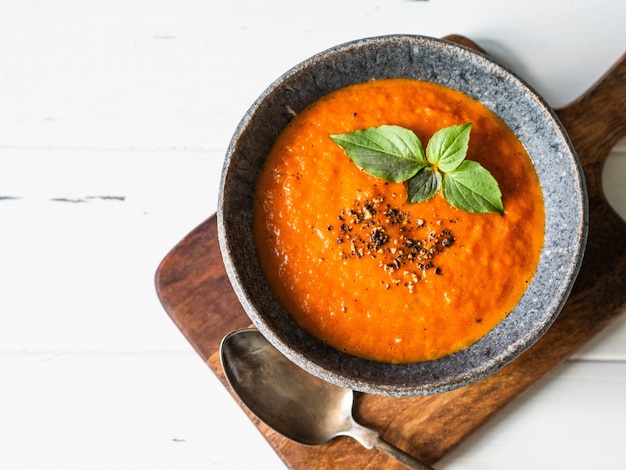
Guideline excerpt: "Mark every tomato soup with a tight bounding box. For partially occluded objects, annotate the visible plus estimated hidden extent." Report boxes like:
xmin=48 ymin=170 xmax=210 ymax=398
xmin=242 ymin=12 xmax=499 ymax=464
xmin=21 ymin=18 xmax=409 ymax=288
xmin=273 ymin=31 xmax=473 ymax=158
xmin=253 ymin=78 xmax=545 ymax=363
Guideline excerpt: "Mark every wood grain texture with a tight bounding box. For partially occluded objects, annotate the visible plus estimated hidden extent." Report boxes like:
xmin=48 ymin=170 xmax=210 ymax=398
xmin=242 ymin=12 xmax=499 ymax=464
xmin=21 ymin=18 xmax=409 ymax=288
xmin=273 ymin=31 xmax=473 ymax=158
xmin=155 ymin=36 xmax=626 ymax=468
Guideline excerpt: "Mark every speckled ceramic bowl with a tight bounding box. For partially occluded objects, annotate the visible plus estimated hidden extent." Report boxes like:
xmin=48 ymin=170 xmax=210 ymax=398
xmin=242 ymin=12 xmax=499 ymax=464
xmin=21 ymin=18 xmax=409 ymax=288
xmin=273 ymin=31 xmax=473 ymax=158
xmin=217 ymin=35 xmax=588 ymax=396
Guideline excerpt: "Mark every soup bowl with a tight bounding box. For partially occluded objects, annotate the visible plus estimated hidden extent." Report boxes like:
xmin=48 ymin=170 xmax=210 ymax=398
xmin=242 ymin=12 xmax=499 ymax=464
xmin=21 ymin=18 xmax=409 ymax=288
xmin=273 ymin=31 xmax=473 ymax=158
xmin=217 ymin=34 xmax=587 ymax=396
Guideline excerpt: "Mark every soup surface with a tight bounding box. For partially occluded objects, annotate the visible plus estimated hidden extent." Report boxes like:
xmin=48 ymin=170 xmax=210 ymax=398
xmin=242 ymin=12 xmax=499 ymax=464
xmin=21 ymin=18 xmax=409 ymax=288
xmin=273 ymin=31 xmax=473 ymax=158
xmin=253 ymin=78 xmax=545 ymax=363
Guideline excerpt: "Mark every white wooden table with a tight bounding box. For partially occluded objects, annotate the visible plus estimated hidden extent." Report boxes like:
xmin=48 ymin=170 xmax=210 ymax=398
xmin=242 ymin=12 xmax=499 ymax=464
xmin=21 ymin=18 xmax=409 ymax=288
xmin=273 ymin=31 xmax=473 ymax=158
xmin=2 ymin=1 xmax=625 ymax=468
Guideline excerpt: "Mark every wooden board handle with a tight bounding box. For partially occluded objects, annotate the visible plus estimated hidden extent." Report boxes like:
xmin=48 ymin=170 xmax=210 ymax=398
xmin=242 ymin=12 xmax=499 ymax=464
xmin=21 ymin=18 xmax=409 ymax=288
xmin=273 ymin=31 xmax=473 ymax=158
xmin=556 ymin=52 xmax=626 ymax=204
xmin=557 ymin=52 xmax=626 ymax=170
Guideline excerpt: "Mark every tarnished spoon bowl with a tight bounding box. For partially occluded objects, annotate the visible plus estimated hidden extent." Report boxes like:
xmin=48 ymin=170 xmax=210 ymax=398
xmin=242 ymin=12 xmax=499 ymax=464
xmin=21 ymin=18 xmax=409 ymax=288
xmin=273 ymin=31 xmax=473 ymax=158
xmin=220 ymin=328 xmax=434 ymax=470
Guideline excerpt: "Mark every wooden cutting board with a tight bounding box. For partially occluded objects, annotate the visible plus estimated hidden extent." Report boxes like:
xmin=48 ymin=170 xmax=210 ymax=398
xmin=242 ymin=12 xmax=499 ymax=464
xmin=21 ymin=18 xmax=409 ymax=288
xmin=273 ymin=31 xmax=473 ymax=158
xmin=155 ymin=36 xmax=626 ymax=468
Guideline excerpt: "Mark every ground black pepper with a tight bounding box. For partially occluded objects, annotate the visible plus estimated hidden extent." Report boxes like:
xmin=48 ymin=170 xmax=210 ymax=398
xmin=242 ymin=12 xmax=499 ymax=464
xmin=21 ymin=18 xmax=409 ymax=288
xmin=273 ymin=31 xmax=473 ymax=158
xmin=328 ymin=196 xmax=456 ymax=291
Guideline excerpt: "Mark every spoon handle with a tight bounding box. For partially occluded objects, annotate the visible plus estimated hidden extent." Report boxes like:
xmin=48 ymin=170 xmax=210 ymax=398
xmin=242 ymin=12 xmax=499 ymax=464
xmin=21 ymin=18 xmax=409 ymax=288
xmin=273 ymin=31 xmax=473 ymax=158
xmin=373 ymin=436 xmax=435 ymax=470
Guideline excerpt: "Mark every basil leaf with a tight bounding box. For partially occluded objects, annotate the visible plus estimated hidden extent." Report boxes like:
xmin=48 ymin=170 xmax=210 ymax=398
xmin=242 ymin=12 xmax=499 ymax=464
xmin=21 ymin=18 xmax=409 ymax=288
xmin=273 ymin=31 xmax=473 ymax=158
xmin=407 ymin=167 xmax=441 ymax=203
xmin=442 ymin=160 xmax=504 ymax=214
xmin=330 ymin=121 xmax=504 ymax=215
xmin=330 ymin=125 xmax=426 ymax=182
xmin=426 ymin=123 xmax=472 ymax=172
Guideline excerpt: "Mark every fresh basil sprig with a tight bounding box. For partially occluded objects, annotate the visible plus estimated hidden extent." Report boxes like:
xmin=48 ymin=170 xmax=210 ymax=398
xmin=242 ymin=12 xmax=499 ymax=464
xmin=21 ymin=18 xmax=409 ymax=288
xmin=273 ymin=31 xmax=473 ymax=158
xmin=330 ymin=123 xmax=503 ymax=214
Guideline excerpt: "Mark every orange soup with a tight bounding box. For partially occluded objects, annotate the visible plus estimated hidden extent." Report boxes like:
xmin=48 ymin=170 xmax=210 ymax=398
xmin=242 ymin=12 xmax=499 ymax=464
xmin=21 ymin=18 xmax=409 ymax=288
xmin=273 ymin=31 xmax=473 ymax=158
xmin=253 ymin=78 xmax=545 ymax=363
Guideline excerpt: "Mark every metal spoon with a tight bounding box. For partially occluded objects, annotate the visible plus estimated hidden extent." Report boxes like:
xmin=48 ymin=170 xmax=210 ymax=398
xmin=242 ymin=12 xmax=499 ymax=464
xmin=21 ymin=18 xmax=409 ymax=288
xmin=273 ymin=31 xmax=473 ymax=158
xmin=219 ymin=328 xmax=434 ymax=470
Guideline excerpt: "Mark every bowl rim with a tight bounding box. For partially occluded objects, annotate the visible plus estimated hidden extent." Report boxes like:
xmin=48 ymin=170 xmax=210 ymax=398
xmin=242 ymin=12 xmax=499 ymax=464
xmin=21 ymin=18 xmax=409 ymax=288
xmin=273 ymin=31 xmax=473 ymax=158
xmin=217 ymin=34 xmax=588 ymax=396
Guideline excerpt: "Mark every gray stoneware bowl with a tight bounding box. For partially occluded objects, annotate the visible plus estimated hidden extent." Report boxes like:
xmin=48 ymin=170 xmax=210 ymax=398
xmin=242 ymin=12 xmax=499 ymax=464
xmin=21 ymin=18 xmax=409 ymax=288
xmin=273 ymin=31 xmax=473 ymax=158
xmin=217 ymin=34 xmax=588 ymax=396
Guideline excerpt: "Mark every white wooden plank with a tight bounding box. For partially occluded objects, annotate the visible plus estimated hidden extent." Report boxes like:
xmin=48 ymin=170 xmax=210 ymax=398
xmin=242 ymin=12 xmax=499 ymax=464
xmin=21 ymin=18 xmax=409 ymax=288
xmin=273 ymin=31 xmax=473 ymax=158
xmin=602 ymin=143 xmax=626 ymax=222
xmin=440 ymin=359 xmax=626 ymax=469
xmin=1 ymin=0 xmax=625 ymax=148
xmin=0 ymin=148 xmax=221 ymax=353
xmin=0 ymin=352 xmax=284 ymax=470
